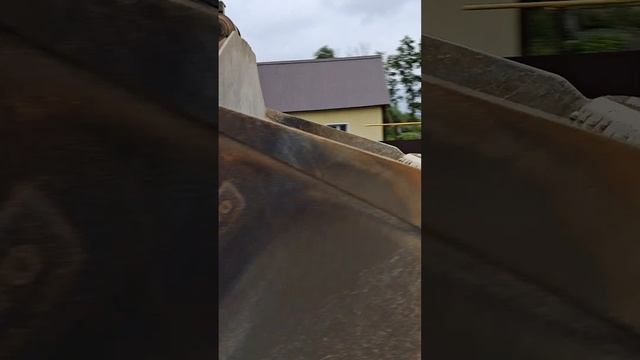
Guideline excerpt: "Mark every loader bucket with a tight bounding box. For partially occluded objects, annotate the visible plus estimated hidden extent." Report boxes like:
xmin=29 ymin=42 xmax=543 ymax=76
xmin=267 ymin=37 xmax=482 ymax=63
xmin=0 ymin=1 xmax=217 ymax=359
xmin=218 ymin=107 xmax=421 ymax=359
xmin=218 ymin=18 xmax=421 ymax=357
xmin=423 ymin=35 xmax=640 ymax=358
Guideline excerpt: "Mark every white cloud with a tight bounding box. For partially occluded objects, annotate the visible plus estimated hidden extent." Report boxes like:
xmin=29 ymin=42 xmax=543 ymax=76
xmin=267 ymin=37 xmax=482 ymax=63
xmin=225 ymin=0 xmax=420 ymax=62
xmin=328 ymin=0 xmax=417 ymax=21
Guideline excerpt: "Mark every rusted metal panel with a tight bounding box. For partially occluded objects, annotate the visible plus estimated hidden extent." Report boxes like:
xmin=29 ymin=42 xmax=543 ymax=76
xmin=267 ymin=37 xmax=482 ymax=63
xmin=266 ymin=108 xmax=406 ymax=160
xmin=424 ymin=231 xmax=640 ymax=359
xmin=219 ymin=131 xmax=421 ymax=359
xmin=422 ymin=231 xmax=640 ymax=360
xmin=0 ymin=26 xmax=216 ymax=360
xmin=423 ymin=70 xmax=640 ymax=349
xmin=423 ymin=35 xmax=587 ymax=117
xmin=425 ymin=35 xmax=640 ymax=147
xmin=220 ymin=107 xmax=421 ymax=228
xmin=0 ymin=0 xmax=217 ymax=121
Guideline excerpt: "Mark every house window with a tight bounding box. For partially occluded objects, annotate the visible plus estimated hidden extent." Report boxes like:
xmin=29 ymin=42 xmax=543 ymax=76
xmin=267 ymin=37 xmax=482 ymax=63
xmin=327 ymin=123 xmax=349 ymax=132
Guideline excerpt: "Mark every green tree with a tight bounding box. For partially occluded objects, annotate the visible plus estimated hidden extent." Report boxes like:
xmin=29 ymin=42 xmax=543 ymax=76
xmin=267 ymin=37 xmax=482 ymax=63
xmin=314 ymin=45 xmax=335 ymax=59
xmin=385 ymin=105 xmax=412 ymax=122
xmin=377 ymin=51 xmax=401 ymax=108
xmin=383 ymin=105 xmax=418 ymax=140
xmin=385 ymin=36 xmax=421 ymax=119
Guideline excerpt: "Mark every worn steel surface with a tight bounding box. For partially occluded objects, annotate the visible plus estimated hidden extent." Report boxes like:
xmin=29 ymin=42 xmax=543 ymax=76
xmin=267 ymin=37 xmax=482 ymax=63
xmin=424 ymin=35 xmax=640 ymax=146
xmin=0 ymin=1 xmax=217 ymax=358
xmin=424 ymin=231 xmax=640 ymax=359
xmin=0 ymin=0 xmax=217 ymax=122
xmin=423 ymin=35 xmax=587 ymax=117
xmin=266 ymin=108 xmax=406 ymax=160
xmin=219 ymin=108 xmax=421 ymax=359
xmin=221 ymin=107 xmax=421 ymax=227
xmin=423 ymin=39 xmax=640 ymax=356
xmin=219 ymin=11 xmax=239 ymax=42
xmin=218 ymin=31 xmax=267 ymax=119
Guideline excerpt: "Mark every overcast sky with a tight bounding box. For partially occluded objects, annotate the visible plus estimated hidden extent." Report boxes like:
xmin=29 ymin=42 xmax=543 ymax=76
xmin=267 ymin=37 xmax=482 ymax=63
xmin=225 ymin=0 xmax=420 ymax=62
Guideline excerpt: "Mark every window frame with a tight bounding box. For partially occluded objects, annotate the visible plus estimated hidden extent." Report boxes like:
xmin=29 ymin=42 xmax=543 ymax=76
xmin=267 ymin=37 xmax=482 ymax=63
xmin=326 ymin=123 xmax=349 ymax=132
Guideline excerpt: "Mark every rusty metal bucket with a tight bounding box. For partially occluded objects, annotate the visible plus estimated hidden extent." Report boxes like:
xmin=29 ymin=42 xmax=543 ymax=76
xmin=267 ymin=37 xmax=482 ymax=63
xmin=0 ymin=1 xmax=217 ymax=359
xmin=218 ymin=13 xmax=421 ymax=358
xmin=423 ymin=35 xmax=640 ymax=358
xmin=218 ymin=107 xmax=421 ymax=359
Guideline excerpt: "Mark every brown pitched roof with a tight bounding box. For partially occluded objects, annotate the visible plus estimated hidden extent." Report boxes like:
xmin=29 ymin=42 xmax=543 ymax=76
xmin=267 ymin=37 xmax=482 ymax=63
xmin=257 ymin=55 xmax=390 ymax=113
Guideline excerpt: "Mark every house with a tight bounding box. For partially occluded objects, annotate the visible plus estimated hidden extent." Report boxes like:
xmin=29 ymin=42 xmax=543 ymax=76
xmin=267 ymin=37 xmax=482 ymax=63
xmin=257 ymin=55 xmax=390 ymax=141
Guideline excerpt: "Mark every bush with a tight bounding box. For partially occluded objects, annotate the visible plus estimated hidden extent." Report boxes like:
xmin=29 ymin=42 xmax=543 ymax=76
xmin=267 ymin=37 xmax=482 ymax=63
xmin=384 ymin=125 xmax=421 ymax=141
xmin=397 ymin=131 xmax=421 ymax=140
xmin=570 ymin=30 xmax=631 ymax=53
